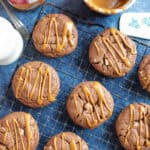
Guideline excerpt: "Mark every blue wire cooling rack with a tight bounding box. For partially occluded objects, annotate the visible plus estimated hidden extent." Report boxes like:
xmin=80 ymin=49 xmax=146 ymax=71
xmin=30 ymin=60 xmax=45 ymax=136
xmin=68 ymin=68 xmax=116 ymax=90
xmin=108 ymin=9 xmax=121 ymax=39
xmin=0 ymin=1 xmax=150 ymax=150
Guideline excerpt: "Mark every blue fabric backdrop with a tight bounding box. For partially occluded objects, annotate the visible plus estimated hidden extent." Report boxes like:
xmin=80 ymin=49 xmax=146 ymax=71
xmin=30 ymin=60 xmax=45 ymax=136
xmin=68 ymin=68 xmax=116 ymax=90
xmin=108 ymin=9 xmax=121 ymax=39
xmin=0 ymin=0 xmax=150 ymax=149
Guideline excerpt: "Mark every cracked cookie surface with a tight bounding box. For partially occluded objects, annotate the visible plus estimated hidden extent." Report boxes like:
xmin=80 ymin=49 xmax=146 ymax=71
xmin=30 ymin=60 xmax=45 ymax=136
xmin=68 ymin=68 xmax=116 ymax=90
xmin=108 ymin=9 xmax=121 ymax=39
xmin=12 ymin=61 xmax=60 ymax=108
xmin=0 ymin=112 xmax=39 ymax=150
xmin=67 ymin=81 xmax=114 ymax=129
xmin=32 ymin=14 xmax=78 ymax=58
xmin=138 ymin=54 xmax=150 ymax=93
xmin=116 ymin=103 xmax=150 ymax=150
xmin=44 ymin=132 xmax=88 ymax=150
xmin=89 ymin=28 xmax=137 ymax=78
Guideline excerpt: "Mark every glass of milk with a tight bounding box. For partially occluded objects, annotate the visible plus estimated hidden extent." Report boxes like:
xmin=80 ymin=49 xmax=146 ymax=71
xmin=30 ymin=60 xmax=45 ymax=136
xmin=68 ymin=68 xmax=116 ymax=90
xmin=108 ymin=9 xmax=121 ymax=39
xmin=0 ymin=17 xmax=23 ymax=65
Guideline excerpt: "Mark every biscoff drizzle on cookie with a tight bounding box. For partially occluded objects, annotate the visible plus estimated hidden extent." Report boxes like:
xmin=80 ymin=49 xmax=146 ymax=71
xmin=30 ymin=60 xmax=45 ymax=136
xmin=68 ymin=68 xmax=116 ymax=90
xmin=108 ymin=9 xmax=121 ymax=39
xmin=15 ymin=65 xmax=55 ymax=105
xmin=53 ymin=133 xmax=81 ymax=150
xmin=124 ymin=104 xmax=150 ymax=150
xmin=80 ymin=82 xmax=112 ymax=129
xmin=25 ymin=114 xmax=32 ymax=150
xmin=2 ymin=114 xmax=31 ymax=150
xmin=94 ymin=28 xmax=137 ymax=76
xmin=142 ymin=76 xmax=150 ymax=89
xmin=43 ymin=17 xmax=75 ymax=52
xmin=139 ymin=70 xmax=150 ymax=89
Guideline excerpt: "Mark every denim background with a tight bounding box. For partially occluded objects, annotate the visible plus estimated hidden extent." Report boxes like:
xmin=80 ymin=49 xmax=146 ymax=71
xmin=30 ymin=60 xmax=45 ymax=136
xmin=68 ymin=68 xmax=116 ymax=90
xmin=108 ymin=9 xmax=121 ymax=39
xmin=0 ymin=0 xmax=150 ymax=149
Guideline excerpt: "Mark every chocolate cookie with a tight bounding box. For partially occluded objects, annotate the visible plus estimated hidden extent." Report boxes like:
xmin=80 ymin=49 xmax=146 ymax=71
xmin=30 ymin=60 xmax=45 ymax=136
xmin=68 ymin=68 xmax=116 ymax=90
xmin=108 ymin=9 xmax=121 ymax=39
xmin=0 ymin=112 xmax=39 ymax=150
xmin=89 ymin=28 xmax=137 ymax=78
xmin=138 ymin=54 xmax=150 ymax=93
xmin=67 ymin=81 xmax=114 ymax=129
xmin=116 ymin=103 xmax=150 ymax=150
xmin=44 ymin=132 xmax=89 ymax=150
xmin=32 ymin=14 xmax=78 ymax=58
xmin=12 ymin=61 xmax=60 ymax=108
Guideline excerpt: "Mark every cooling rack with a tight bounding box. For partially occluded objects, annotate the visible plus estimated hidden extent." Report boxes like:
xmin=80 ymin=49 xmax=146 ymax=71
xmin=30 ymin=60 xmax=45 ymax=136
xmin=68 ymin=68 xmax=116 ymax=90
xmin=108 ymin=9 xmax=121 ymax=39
xmin=0 ymin=1 xmax=150 ymax=150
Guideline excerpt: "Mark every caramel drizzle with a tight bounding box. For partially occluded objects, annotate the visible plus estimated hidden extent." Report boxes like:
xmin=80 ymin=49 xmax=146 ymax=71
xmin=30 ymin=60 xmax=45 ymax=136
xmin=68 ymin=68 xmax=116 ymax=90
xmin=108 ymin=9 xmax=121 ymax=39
xmin=95 ymin=42 xmax=122 ymax=76
xmin=139 ymin=71 xmax=150 ymax=89
xmin=144 ymin=110 xmax=150 ymax=146
xmin=124 ymin=104 xmax=134 ymax=144
xmin=2 ymin=121 xmax=12 ymax=150
xmin=61 ymin=133 xmax=64 ymax=150
xmin=82 ymin=86 xmax=99 ymax=127
xmin=70 ymin=141 xmax=77 ymax=150
xmin=2 ymin=114 xmax=31 ymax=150
xmin=81 ymin=82 xmax=112 ymax=128
xmin=54 ymin=137 xmax=57 ymax=150
xmin=124 ymin=104 xmax=150 ymax=150
xmin=79 ymin=140 xmax=82 ymax=150
xmin=43 ymin=17 xmax=75 ymax=52
xmin=144 ymin=77 xmax=150 ymax=88
xmin=16 ymin=66 xmax=26 ymax=98
xmin=25 ymin=114 xmax=31 ymax=150
xmin=112 ymin=29 xmax=137 ymax=55
xmin=138 ymin=107 xmax=143 ymax=150
xmin=54 ymin=134 xmax=79 ymax=150
xmin=74 ymin=94 xmax=78 ymax=114
xmin=94 ymin=28 xmax=137 ymax=76
xmin=143 ymin=76 xmax=150 ymax=89
xmin=16 ymin=65 xmax=55 ymax=105
xmin=14 ymin=119 xmax=26 ymax=150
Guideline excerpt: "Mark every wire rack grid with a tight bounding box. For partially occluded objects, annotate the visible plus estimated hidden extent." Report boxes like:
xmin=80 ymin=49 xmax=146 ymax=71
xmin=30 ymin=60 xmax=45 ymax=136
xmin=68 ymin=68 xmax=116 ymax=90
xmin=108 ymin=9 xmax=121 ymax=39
xmin=0 ymin=2 xmax=150 ymax=150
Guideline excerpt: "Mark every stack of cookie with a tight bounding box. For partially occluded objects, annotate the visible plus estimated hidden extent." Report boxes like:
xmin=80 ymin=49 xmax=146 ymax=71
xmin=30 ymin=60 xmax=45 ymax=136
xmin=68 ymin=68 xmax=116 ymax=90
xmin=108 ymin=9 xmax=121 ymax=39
xmin=0 ymin=13 xmax=150 ymax=150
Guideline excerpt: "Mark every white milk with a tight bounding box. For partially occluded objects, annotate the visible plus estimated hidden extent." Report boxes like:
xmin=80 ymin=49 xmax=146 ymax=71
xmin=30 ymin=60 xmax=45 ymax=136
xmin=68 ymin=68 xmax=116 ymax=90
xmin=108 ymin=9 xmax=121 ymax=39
xmin=0 ymin=17 xmax=23 ymax=65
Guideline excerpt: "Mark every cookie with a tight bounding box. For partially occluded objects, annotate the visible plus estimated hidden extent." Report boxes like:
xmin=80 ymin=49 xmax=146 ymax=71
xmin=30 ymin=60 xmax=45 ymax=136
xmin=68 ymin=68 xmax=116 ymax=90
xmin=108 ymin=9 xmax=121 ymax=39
xmin=0 ymin=112 xmax=39 ymax=150
xmin=67 ymin=81 xmax=114 ymax=129
xmin=32 ymin=14 xmax=78 ymax=58
xmin=138 ymin=54 xmax=150 ymax=93
xmin=44 ymin=132 xmax=89 ymax=150
xmin=12 ymin=61 xmax=60 ymax=108
xmin=116 ymin=103 xmax=150 ymax=150
xmin=89 ymin=28 xmax=137 ymax=78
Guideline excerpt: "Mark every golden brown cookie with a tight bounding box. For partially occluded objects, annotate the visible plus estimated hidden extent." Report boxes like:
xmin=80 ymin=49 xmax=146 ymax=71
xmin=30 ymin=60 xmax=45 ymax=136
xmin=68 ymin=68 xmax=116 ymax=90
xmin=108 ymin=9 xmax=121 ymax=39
xmin=0 ymin=112 xmax=39 ymax=150
xmin=89 ymin=28 xmax=137 ymax=78
xmin=116 ymin=103 xmax=150 ymax=150
xmin=32 ymin=14 xmax=78 ymax=58
xmin=12 ymin=61 xmax=60 ymax=108
xmin=44 ymin=132 xmax=89 ymax=150
xmin=138 ymin=54 xmax=150 ymax=93
xmin=67 ymin=81 xmax=114 ymax=129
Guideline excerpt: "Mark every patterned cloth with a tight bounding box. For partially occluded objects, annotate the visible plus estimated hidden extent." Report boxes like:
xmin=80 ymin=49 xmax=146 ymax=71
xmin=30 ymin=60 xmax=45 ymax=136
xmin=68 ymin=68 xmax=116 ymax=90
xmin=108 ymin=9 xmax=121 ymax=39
xmin=0 ymin=0 xmax=150 ymax=149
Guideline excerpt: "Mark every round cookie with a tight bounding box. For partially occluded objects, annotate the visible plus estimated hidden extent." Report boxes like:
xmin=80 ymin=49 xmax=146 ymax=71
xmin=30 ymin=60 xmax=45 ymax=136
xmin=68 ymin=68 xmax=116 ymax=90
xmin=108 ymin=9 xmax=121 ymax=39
xmin=12 ymin=61 xmax=60 ymax=108
xmin=0 ymin=112 xmax=39 ymax=150
xmin=116 ymin=103 xmax=150 ymax=150
xmin=89 ymin=28 xmax=137 ymax=78
xmin=32 ymin=14 xmax=78 ymax=58
xmin=138 ymin=54 xmax=150 ymax=93
xmin=67 ymin=81 xmax=114 ymax=129
xmin=44 ymin=132 xmax=89 ymax=150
